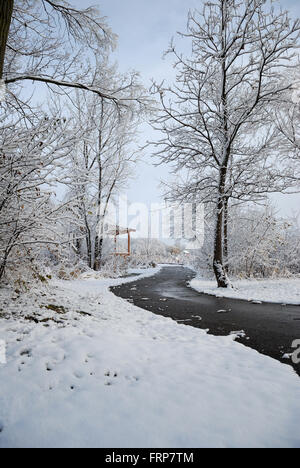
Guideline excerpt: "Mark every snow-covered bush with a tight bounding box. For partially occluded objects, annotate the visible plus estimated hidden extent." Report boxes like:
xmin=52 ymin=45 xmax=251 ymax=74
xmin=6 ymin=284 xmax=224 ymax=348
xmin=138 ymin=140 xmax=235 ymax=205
xmin=128 ymin=238 xmax=185 ymax=268
xmin=228 ymin=206 xmax=287 ymax=278
xmin=189 ymin=204 xmax=300 ymax=280
xmin=0 ymin=106 xmax=78 ymax=283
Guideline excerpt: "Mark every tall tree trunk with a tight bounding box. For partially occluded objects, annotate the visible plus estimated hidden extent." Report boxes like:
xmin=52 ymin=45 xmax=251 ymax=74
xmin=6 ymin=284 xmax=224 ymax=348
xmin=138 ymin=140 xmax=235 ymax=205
xmin=0 ymin=0 xmax=14 ymax=80
xmin=213 ymin=2 xmax=230 ymax=288
xmin=213 ymin=168 xmax=230 ymax=288
xmin=223 ymin=196 xmax=229 ymax=273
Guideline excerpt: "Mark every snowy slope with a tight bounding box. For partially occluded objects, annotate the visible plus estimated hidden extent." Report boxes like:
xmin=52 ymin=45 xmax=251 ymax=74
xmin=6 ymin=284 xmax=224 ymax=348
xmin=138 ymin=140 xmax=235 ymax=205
xmin=0 ymin=268 xmax=300 ymax=448
xmin=190 ymin=277 xmax=300 ymax=305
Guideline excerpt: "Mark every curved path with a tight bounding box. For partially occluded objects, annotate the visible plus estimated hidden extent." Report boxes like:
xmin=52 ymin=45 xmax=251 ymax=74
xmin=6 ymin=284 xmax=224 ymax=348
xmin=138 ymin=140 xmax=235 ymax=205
xmin=112 ymin=266 xmax=300 ymax=377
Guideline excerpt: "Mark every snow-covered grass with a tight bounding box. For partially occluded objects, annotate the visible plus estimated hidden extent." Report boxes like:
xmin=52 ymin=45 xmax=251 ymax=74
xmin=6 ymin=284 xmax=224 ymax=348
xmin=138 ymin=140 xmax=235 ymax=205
xmin=190 ymin=276 xmax=300 ymax=305
xmin=80 ymin=265 xmax=163 ymax=281
xmin=0 ymin=266 xmax=300 ymax=448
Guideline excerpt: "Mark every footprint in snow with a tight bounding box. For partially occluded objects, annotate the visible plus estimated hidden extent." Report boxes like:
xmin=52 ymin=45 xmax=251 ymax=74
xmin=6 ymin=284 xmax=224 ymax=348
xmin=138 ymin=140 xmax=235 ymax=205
xmin=84 ymin=353 xmax=95 ymax=364
xmin=20 ymin=349 xmax=32 ymax=357
xmin=104 ymin=371 xmax=119 ymax=385
xmin=104 ymin=371 xmax=118 ymax=378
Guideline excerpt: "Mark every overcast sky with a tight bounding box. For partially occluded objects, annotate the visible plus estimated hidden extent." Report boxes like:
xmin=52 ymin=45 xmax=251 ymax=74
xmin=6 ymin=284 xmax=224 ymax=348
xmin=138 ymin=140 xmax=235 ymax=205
xmin=71 ymin=0 xmax=300 ymax=216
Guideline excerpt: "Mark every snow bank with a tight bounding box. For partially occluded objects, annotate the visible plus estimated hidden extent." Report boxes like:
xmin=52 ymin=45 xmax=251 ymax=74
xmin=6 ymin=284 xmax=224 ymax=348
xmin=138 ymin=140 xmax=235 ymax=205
xmin=0 ymin=267 xmax=300 ymax=448
xmin=81 ymin=265 xmax=162 ymax=282
xmin=190 ymin=276 xmax=300 ymax=305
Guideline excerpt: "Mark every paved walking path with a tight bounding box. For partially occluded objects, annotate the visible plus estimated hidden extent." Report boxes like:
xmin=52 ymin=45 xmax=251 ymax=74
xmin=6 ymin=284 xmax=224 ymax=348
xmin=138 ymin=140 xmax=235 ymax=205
xmin=112 ymin=266 xmax=300 ymax=377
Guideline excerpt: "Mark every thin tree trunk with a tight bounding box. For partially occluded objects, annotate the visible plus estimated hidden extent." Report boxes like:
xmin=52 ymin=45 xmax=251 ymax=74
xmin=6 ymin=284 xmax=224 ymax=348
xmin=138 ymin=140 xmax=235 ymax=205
xmin=0 ymin=0 xmax=14 ymax=80
xmin=0 ymin=254 xmax=8 ymax=281
xmin=93 ymin=236 xmax=103 ymax=271
xmin=86 ymin=233 xmax=92 ymax=269
xmin=0 ymin=244 xmax=13 ymax=281
xmin=93 ymin=235 xmax=100 ymax=271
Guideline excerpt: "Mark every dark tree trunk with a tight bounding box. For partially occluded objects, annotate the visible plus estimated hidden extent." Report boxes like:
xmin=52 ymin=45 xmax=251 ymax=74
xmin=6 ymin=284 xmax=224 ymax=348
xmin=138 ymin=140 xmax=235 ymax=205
xmin=75 ymin=238 xmax=81 ymax=253
xmin=223 ymin=197 xmax=229 ymax=273
xmin=213 ymin=2 xmax=230 ymax=288
xmin=213 ymin=168 xmax=229 ymax=288
xmin=0 ymin=0 xmax=14 ymax=80
xmin=0 ymin=255 xmax=7 ymax=281
xmin=93 ymin=236 xmax=103 ymax=271
xmin=0 ymin=246 xmax=12 ymax=282
xmin=86 ymin=234 xmax=92 ymax=269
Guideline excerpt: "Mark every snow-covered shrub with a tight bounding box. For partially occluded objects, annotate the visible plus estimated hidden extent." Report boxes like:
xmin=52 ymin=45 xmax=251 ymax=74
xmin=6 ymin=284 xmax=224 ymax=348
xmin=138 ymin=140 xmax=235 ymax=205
xmin=0 ymin=106 xmax=79 ymax=284
xmin=227 ymin=205 xmax=300 ymax=278
xmin=189 ymin=204 xmax=300 ymax=280
xmin=128 ymin=238 xmax=185 ymax=267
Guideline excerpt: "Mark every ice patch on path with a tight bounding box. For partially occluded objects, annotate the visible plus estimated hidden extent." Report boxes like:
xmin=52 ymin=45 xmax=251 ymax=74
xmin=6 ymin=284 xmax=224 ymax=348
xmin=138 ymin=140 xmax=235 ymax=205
xmin=190 ymin=277 xmax=300 ymax=305
xmin=0 ymin=267 xmax=300 ymax=448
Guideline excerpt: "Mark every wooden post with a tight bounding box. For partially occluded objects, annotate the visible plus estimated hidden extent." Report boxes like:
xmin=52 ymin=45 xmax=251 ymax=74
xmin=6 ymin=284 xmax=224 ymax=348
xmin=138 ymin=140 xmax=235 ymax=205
xmin=127 ymin=229 xmax=131 ymax=256
xmin=0 ymin=0 xmax=14 ymax=80
xmin=114 ymin=231 xmax=117 ymax=273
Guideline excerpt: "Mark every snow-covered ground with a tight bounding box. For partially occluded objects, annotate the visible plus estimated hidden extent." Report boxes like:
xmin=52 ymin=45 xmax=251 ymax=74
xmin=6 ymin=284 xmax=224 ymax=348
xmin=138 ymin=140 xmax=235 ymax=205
xmin=0 ymin=267 xmax=300 ymax=448
xmin=190 ymin=276 xmax=300 ymax=305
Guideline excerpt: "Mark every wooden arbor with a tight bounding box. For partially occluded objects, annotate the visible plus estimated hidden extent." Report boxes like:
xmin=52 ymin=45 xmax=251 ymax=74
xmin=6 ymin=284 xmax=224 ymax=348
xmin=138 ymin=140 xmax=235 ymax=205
xmin=106 ymin=225 xmax=136 ymax=257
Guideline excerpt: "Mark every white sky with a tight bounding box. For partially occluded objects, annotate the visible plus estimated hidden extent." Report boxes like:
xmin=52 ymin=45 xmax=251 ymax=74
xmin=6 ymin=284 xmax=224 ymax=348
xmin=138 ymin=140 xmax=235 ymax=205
xmin=71 ymin=1 xmax=300 ymax=215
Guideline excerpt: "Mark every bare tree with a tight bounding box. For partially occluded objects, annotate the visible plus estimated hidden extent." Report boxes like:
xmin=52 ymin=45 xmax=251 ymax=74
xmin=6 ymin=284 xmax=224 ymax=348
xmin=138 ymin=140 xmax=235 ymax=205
xmin=151 ymin=0 xmax=300 ymax=287
xmin=164 ymin=125 xmax=296 ymax=269
xmin=63 ymin=77 xmax=141 ymax=270
xmin=0 ymin=102 xmax=80 ymax=281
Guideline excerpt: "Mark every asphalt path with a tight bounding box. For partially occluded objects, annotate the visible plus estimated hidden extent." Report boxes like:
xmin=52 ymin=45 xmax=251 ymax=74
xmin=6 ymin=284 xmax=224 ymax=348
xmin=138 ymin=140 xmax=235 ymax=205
xmin=111 ymin=266 xmax=300 ymax=377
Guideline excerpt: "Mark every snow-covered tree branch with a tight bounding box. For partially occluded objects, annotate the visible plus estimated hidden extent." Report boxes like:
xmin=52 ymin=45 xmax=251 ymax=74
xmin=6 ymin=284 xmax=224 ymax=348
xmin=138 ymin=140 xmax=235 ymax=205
xmin=1 ymin=0 xmax=148 ymax=107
